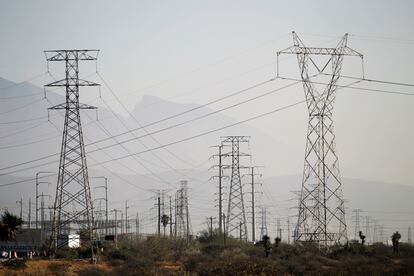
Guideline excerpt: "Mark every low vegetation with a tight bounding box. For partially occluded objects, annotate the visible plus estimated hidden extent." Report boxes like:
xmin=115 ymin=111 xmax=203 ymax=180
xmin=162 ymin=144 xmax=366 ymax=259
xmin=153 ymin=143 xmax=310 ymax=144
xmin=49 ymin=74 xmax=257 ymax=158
xmin=1 ymin=230 xmax=414 ymax=275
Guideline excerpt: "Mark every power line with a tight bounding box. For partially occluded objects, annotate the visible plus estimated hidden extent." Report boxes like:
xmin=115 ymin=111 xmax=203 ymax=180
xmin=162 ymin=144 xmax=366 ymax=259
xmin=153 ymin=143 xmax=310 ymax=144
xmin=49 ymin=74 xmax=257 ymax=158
xmin=0 ymin=77 xmax=277 ymax=173
xmin=321 ymin=73 xmax=414 ymax=88
xmin=278 ymin=77 xmax=414 ymax=97
xmin=2 ymin=72 xmax=413 ymax=176
xmin=46 ymin=71 xmax=177 ymax=188
xmin=0 ymin=98 xmax=306 ymax=187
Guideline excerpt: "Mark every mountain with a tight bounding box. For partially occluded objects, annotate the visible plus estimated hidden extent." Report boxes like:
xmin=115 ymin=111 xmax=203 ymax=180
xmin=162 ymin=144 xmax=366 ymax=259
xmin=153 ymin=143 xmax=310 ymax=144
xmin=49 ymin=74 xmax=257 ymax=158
xmin=0 ymin=77 xmax=413 ymax=239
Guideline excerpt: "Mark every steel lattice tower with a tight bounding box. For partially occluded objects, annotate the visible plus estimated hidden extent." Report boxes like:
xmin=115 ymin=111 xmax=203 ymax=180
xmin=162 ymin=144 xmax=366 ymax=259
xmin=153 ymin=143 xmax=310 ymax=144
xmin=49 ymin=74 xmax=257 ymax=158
xmin=277 ymin=32 xmax=363 ymax=246
xmin=259 ymin=207 xmax=268 ymax=239
xmin=222 ymin=136 xmax=250 ymax=241
xmin=175 ymin=180 xmax=191 ymax=240
xmin=45 ymin=50 xmax=99 ymax=251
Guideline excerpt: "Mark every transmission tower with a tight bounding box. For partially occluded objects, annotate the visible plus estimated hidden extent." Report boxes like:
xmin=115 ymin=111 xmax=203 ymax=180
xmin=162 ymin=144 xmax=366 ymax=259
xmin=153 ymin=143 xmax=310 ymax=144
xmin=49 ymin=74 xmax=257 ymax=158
xmin=222 ymin=136 xmax=250 ymax=241
xmin=353 ymin=209 xmax=362 ymax=240
xmin=277 ymin=32 xmax=363 ymax=246
xmin=364 ymin=216 xmax=371 ymax=244
xmin=45 ymin=50 xmax=99 ymax=252
xmin=175 ymin=180 xmax=191 ymax=241
xmin=259 ymin=207 xmax=268 ymax=238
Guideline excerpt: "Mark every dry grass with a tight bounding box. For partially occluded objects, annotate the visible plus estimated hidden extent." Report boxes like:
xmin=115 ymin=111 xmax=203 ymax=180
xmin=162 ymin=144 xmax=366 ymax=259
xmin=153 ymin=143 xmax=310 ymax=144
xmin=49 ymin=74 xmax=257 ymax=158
xmin=0 ymin=259 xmax=112 ymax=276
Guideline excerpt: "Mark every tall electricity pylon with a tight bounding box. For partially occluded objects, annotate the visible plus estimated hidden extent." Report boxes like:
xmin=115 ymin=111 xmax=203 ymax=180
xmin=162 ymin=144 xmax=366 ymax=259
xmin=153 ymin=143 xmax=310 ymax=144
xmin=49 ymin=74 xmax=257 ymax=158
xmin=175 ymin=180 xmax=191 ymax=242
xmin=45 ymin=50 xmax=99 ymax=252
xmin=222 ymin=136 xmax=250 ymax=241
xmin=277 ymin=32 xmax=363 ymax=246
xmin=259 ymin=207 xmax=268 ymax=239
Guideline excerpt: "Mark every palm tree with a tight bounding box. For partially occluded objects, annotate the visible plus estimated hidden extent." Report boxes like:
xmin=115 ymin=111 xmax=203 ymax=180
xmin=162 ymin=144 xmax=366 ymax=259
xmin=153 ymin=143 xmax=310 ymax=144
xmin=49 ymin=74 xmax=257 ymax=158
xmin=0 ymin=210 xmax=23 ymax=241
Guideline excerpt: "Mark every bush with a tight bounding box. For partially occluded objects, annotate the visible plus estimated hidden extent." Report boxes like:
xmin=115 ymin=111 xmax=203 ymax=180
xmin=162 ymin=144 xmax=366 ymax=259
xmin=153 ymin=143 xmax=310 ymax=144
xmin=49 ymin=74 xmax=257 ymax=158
xmin=55 ymin=247 xmax=79 ymax=259
xmin=77 ymin=266 xmax=107 ymax=276
xmin=47 ymin=261 xmax=71 ymax=275
xmin=2 ymin=259 xmax=27 ymax=270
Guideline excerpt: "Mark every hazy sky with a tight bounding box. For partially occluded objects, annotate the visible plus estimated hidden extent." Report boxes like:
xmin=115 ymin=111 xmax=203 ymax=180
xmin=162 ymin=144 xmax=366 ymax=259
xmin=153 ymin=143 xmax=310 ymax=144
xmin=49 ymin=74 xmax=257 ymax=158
xmin=1 ymin=0 xmax=414 ymax=239
xmin=1 ymin=0 xmax=414 ymax=186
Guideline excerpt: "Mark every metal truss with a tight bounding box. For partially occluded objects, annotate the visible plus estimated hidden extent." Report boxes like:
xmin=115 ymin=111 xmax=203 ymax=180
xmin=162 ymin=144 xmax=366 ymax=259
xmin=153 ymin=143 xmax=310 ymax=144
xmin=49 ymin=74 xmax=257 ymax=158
xmin=278 ymin=32 xmax=363 ymax=246
xmin=175 ymin=180 xmax=191 ymax=241
xmin=45 ymin=50 xmax=99 ymax=253
xmin=222 ymin=136 xmax=250 ymax=241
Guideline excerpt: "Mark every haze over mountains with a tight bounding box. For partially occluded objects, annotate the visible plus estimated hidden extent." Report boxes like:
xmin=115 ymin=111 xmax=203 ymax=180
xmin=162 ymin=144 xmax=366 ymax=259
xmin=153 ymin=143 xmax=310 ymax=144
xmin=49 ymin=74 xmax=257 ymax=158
xmin=0 ymin=76 xmax=413 ymax=239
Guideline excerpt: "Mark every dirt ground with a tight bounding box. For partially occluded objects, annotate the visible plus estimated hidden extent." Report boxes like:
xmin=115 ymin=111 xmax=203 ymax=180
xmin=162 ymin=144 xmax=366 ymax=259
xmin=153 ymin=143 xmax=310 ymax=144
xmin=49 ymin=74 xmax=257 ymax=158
xmin=0 ymin=259 xmax=112 ymax=275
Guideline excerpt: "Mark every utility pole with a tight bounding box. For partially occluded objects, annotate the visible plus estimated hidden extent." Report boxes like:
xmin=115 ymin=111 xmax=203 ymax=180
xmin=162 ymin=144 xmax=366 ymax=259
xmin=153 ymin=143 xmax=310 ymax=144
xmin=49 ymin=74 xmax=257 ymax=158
xmin=121 ymin=213 xmax=124 ymax=235
xmin=45 ymin=50 xmax=100 ymax=256
xmin=16 ymin=197 xmax=23 ymax=219
xmin=287 ymin=217 xmax=290 ymax=244
xmin=245 ymin=166 xmax=261 ymax=242
xmin=136 ymin=213 xmax=139 ymax=238
xmin=111 ymin=209 xmax=121 ymax=245
xmin=169 ymin=196 xmax=173 ymax=238
xmin=207 ymin=216 xmax=215 ymax=236
xmin=28 ymin=198 xmax=31 ymax=229
xmin=157 ymin=196 xmax=161 ymax=236
xmin=35 ymin=171 xmax=53 ymax=230
xmin=408 ymin=226 xmax=412 ymax=244
xmin=223 ymin=213 xmax=227 ymax=246
xmin=125 ymin=200 xmax=129 ymax=235
xmin=221 ymin=136 xmax=250 ymax=241
xmin=277 ymin=218 xmax=282 ymax=240
xmin=239 ymin=221 xmax=242 ymax=242
xmin=174 ymin=194 xmax=177 ymax=238
xmin=92 ymin=177 xmax=108 ymax=237
xmin=210 ymin=145 xmax=225 ymax=234
xmin=278 ymin=32 xmax=363 ymax=246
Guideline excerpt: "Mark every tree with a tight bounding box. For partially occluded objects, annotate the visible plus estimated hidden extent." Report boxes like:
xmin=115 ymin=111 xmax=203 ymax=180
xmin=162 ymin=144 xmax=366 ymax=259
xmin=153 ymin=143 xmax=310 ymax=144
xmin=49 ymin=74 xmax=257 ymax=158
xmin=0 ymin=210 xmax=23 ymax=241
xmin=161 ymin=214 xmax=169 ymax=236
xmin=262 ymin=235 xmax=271 ymax=257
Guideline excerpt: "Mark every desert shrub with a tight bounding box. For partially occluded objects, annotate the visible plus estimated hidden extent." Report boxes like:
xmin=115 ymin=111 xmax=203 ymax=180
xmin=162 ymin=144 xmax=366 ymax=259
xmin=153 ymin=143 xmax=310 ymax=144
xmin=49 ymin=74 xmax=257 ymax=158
xmin=55 ymin=247 xmax=79 ymax=259
xmin=110 ymin=256 xmax=155 ymax=276
xmin=107 ymin=248 xmax=128 ymax=260
xmin=77 ymin=266 xmax=107 ymax=276
xmin=2 ymin=258 xmax=27 ymax=270
xmin=183 ymin=255 xmax=198 ymax=272
xmin=47 ymin=261 xmax=71 ymax=275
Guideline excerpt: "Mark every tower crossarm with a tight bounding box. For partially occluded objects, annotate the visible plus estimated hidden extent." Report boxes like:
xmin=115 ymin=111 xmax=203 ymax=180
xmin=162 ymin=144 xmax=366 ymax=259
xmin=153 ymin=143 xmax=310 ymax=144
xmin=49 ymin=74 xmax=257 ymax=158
xmin=45 ymin=79 xmax=100 ymax=87
xmin=44 ymin=50 xmax=99 ymax=61
xmin=277 ymin=46 xmax=362 ymax=57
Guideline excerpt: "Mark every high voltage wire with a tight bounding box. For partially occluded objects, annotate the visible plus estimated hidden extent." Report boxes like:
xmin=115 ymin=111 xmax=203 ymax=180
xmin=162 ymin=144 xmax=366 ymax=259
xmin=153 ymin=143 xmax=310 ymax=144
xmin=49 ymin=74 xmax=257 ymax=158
xmin=1 ymin=74 xmax=413 ymax=180
xmin=88 ymin=77 xmax=275 ymax=154
xmin=44 ymin=74 xmax=178 ymax=190
xmin=0 ymin=98 xmax=306 ymax=186
xmin=46 ymin=104 xmax=160 ymax=193
xmin=0 ymin=72 xmax=48 ymax=95
xmin=0 ymin=98 xmax=44 ymax=115
xmin=0 ymin=121 xmax=47 ymax=139
xmin=0 ymin=77 xmax=275 ymax=172
xmin=97 ymin=73 xmax=199 ymax=183
xmin=99 ymin=33 xmax=291 ymax=103
xmin=278 ymin=76 xmax=414 ymax=97
xmin=321 ymin=73 xmax=414 ymax=88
